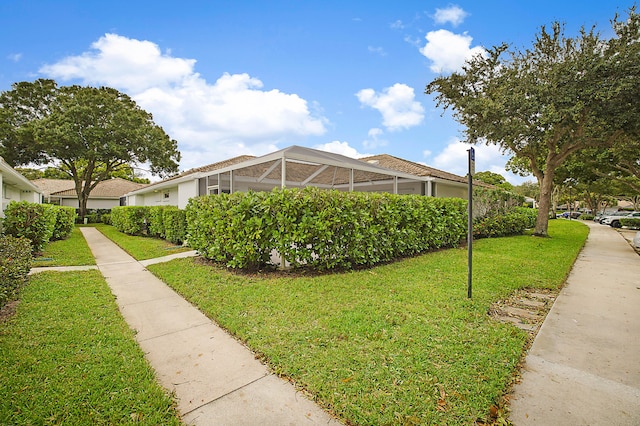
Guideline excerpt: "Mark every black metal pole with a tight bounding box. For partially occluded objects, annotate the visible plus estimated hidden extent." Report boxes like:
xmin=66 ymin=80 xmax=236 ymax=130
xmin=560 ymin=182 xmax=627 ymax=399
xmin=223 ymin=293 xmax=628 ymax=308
xmin=467 ymin=149 xmax=473 ymax=299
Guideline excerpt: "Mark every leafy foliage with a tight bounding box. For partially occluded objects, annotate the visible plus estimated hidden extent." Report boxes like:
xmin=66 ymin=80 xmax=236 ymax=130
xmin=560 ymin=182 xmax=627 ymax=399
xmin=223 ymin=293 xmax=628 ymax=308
xmin=426 ymin=7 xmax=640 ymax=236
xmin=146 ymin=206 xmax=166 ymax=238
xmin=0 ymin=79 xmax=180 ymax=219
xmin=0 ymin=235 xmax=32 ymax=309
xmin=186 ymin=187 xmax=467 ymax=270
xmin=110 ymin=206 xmax=149 ymax=235
xmin=620 ymin=218 xmax=640 ymax=229
xmin=2 ymin=201 xmax=56 ymax=253
xmin=472 ymin=187 xmax=536 ymax=238
xmin=51 ymin=206 xmax=76 ymax=241
xmin=163 ymin=207 xmax=187 ymax=245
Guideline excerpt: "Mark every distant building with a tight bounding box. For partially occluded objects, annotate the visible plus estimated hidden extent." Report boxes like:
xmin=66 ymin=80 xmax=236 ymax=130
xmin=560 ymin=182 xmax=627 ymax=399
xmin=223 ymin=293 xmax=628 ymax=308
xmin=31 ymin=178 xmax=148 ymax=210
xmin=0 ymin=156 xmax=42 ymax=217
xmin=126 ymin=145 xmax=486 ymax=209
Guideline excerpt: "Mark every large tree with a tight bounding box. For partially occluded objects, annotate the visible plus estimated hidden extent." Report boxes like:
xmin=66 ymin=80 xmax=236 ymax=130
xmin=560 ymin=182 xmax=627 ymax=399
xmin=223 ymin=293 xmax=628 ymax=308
xmin=0 ymin=79 xmax=180 ymax=218
xmin=426 ymin=8 xmax=640 ymax=236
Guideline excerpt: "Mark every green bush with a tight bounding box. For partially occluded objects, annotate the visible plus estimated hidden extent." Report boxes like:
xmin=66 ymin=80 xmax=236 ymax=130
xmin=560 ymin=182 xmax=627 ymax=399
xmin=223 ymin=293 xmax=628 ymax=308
xmin=0 ymin=235 xmax=32 ymax=308
xmin=101 ymin=213 xmax=112 ymax=225
xmin=2 ymin=201 xmax=56 ymax=253
xmin=147 ymin=206 xmax=167 ymax=238
xmin=186 ymin=187 xmax=467 ymax=270
xmin=163 ymin=207 xmax=186 ymax=245
xmin=620 ymin=217 xmax=640 ymax=229
xmin=51 ymin=206 xmax=77 ymax=240
xmin=580 ymin=214 xmax=595 ymax=221
xmin=473 ymin=207 xmax=537 ymax=238
xmin=110 ymin=206 xmax=149 ymax=235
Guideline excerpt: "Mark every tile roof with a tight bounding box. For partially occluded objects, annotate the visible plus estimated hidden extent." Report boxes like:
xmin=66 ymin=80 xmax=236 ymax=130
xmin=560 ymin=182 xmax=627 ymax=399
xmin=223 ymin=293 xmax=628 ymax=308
xmin=143 ymin=155 xmax=256 ymax=188
xmin=32 ymin=178 xmax=148 ymax=198
xmin=359 ymin=154 xmax=469 ymax=184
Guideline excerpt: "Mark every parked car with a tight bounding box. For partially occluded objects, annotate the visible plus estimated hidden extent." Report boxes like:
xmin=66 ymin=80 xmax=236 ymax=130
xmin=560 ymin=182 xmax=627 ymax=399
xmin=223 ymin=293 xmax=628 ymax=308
xmin=598 ymin=211 xmax=632 ymax=224
xmin=563 ymin=211 xmax=582 ymax=219
xmin=607 ymin=211 xmax=640 ymax=228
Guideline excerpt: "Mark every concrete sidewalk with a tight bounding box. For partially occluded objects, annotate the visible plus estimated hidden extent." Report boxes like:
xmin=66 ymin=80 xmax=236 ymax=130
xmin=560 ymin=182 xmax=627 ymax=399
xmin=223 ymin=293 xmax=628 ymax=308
xmin=509 ymin=221 xmax=640 ymax=425
xmin=78 ymin=227 xmax=340 ymax=426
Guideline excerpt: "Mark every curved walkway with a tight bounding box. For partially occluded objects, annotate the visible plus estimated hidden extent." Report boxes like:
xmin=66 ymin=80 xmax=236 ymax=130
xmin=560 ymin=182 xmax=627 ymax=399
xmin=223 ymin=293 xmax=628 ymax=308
xmin=509 ymin=221 xmax=640 ymax=425
xmin=77 ymin=227 xmax=340 ymax=426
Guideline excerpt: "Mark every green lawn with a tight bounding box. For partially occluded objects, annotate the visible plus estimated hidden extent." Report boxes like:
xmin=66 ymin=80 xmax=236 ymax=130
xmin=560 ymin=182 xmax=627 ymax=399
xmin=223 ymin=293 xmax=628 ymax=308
xmin=93 ymin=223 xmax=192 ymax=260
xmin=0 ymin=270 xmax=181 ymax=425
xmin=147 ymin=220 xmax=588 ymax=424
xmin=33 ymin=227 xmax=96 ymax=266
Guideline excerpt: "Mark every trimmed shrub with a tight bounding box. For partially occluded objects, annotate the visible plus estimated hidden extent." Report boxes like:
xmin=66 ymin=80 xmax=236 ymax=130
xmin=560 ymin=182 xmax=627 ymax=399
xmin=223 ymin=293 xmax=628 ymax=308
xmin=111 ymin=206 xmax=149 ymax=235
xmin=101 ymin=213 xmax=112 ymax=225
xmin=471 ymin=186 xmax=535 ymax=239
xmin=186 ymin=187 xmax=467 ymax=270
xmin=620 ymin=217 xmax=640 ymax=229
xmin=147 ymin=206 xmax=167 ymax=238
xmin=0 ymin=235 xmax=32 ymax=308
xmin=163 ymin=207 xmax=187 ymax=245
xmin=3 ymin=201 xmax=56 ymax=253
xmin=51 ymin=206 xmax=77 ymax=241
xmin=473 ymin=207 xmax=537 ymax=238
xmin=580 ymin=214 xmax=595 ymax=221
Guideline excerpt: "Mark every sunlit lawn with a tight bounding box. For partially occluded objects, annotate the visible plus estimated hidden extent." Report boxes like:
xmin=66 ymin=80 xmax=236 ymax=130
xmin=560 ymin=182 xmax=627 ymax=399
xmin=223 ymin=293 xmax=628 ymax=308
xmin=148 ymin=220 xmax=588 ymax=424
xmin=0 ymin=271 xmax=181 ymax=425
xmin=33 ymin=227 xmax=95 ymax=267
xmin=94 ymin=223 xmax=192 ymax=260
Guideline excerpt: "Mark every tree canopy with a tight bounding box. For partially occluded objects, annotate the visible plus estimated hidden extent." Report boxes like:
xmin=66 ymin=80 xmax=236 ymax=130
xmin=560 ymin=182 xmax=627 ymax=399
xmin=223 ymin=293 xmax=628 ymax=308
xmin=426 ymin=7 xmax=640 ymax=236
xmin=473 ymin=171 xmax=514 ymax=191
xmin=0 ymin=79 xmax=179 ymax=218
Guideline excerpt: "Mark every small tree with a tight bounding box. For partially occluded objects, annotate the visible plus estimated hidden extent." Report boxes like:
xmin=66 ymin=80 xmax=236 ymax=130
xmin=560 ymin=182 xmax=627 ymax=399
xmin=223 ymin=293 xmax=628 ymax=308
xmin=426 ymin=8 xmax=640 ymax=236
xmin=0 ymin=80 xmax=180 ymax=219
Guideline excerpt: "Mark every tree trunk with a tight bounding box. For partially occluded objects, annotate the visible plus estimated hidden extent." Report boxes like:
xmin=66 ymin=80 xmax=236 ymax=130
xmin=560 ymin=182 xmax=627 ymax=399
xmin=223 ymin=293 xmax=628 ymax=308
xmin=78 ymin=193 xmax=88 ymax=221
xmin=534 ymin=171 xmax=555 ymax=237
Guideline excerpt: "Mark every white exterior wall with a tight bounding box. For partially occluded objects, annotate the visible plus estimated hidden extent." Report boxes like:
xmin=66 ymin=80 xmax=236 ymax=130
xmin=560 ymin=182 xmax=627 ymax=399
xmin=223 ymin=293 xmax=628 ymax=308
xmin=60 ymin=197 xmax=121 ymax=209
xmin=178 ymin=181 xmax=198 ymax=209
xmin=435 ymin=182 xmax=467 ymax=199
xmin=2 ymin=182 xmax=39 ymax=215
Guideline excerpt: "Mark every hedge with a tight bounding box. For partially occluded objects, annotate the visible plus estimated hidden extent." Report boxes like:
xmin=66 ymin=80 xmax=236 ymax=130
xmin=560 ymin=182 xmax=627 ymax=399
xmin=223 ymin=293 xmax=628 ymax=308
xmin=473 ymin=207 xmax=537 ymax=239
xmin=163 ymin=207 xmax=187 ymax=244
xmin=0 ymin=235 xmax=32 ymax=309
xmin=2 ymin=201 xmax=57 ymax=253
xmin=147 ymin=206 xmax=166 ymax=238
xmin=51 ymin=206 xmax=77 ymax=241
xmin=111 ymin=206 xmax=149 ymax=235
xmin=620 ymin=217 xmax=640 ymax=229
xmin=186 ymin=187 xmax=467 ymax=270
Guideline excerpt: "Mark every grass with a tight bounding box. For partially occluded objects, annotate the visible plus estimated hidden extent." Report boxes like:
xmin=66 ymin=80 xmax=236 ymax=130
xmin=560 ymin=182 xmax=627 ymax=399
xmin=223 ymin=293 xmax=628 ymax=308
xmin=33 ymin=227 xmax=96 ymax=267
xmin=93 ymin=223 xmax=192 ymax=260
xmin=147 ymin=220 xmax=589 ymax=425
xmin=0 ymin=270 xmax=181 ymax=425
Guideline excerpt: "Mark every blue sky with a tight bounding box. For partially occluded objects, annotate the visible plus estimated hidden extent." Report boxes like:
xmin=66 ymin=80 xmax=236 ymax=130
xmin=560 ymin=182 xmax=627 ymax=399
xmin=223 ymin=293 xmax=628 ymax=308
xmin=0 ymin=1 xmax=630 ymax=183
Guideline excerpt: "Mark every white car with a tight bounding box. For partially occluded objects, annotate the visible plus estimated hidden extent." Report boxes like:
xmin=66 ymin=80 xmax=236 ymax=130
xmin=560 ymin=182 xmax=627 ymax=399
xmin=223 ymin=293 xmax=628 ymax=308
xmin=603 ymin=211 xmax=640 ymax=228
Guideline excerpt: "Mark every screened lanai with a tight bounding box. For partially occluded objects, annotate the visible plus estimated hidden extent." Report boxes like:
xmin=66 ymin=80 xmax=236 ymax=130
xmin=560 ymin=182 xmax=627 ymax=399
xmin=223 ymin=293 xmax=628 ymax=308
xmin=125 ymin=145 xmax=471 ymax=209
xmin=198 ymin=145 xmax=436 ymax=196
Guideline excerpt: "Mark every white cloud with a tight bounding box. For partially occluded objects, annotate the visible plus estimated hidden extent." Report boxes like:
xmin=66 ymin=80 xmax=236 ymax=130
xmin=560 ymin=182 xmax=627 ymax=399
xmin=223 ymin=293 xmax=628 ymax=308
xmin=8 ymin=53 xmax=22 ymax=62
xmin=368 ymin=46 xmax=387 ymax=56
xmin=363 ymin=127 xmax=387 ymax=149
xmin=429 ymin=138 xmax=530 ymax=184
xmin=356 ymin=83 xmax=424 ymax=131
xmin=39 ymin=33 xmax=327 ymax=172
xmin=314 ymin=141 xmax=370 ymax=158
xmin=390 ymin=20 xmax=405 ymax=30
xmin=420 ymin=29 xmax=486 ymax=73
xmin=433 ymin=5 xmax=468 ymax=27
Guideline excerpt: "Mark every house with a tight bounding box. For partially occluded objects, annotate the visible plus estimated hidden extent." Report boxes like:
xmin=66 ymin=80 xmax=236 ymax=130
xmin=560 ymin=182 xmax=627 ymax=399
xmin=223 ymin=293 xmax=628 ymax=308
xmin=126 ymin=145 xmax=477 ymax=209
xmin=31 ymin=178 xmax=148 ymax=210
xmin=1 ymin=156 xmax=42 ymax=217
